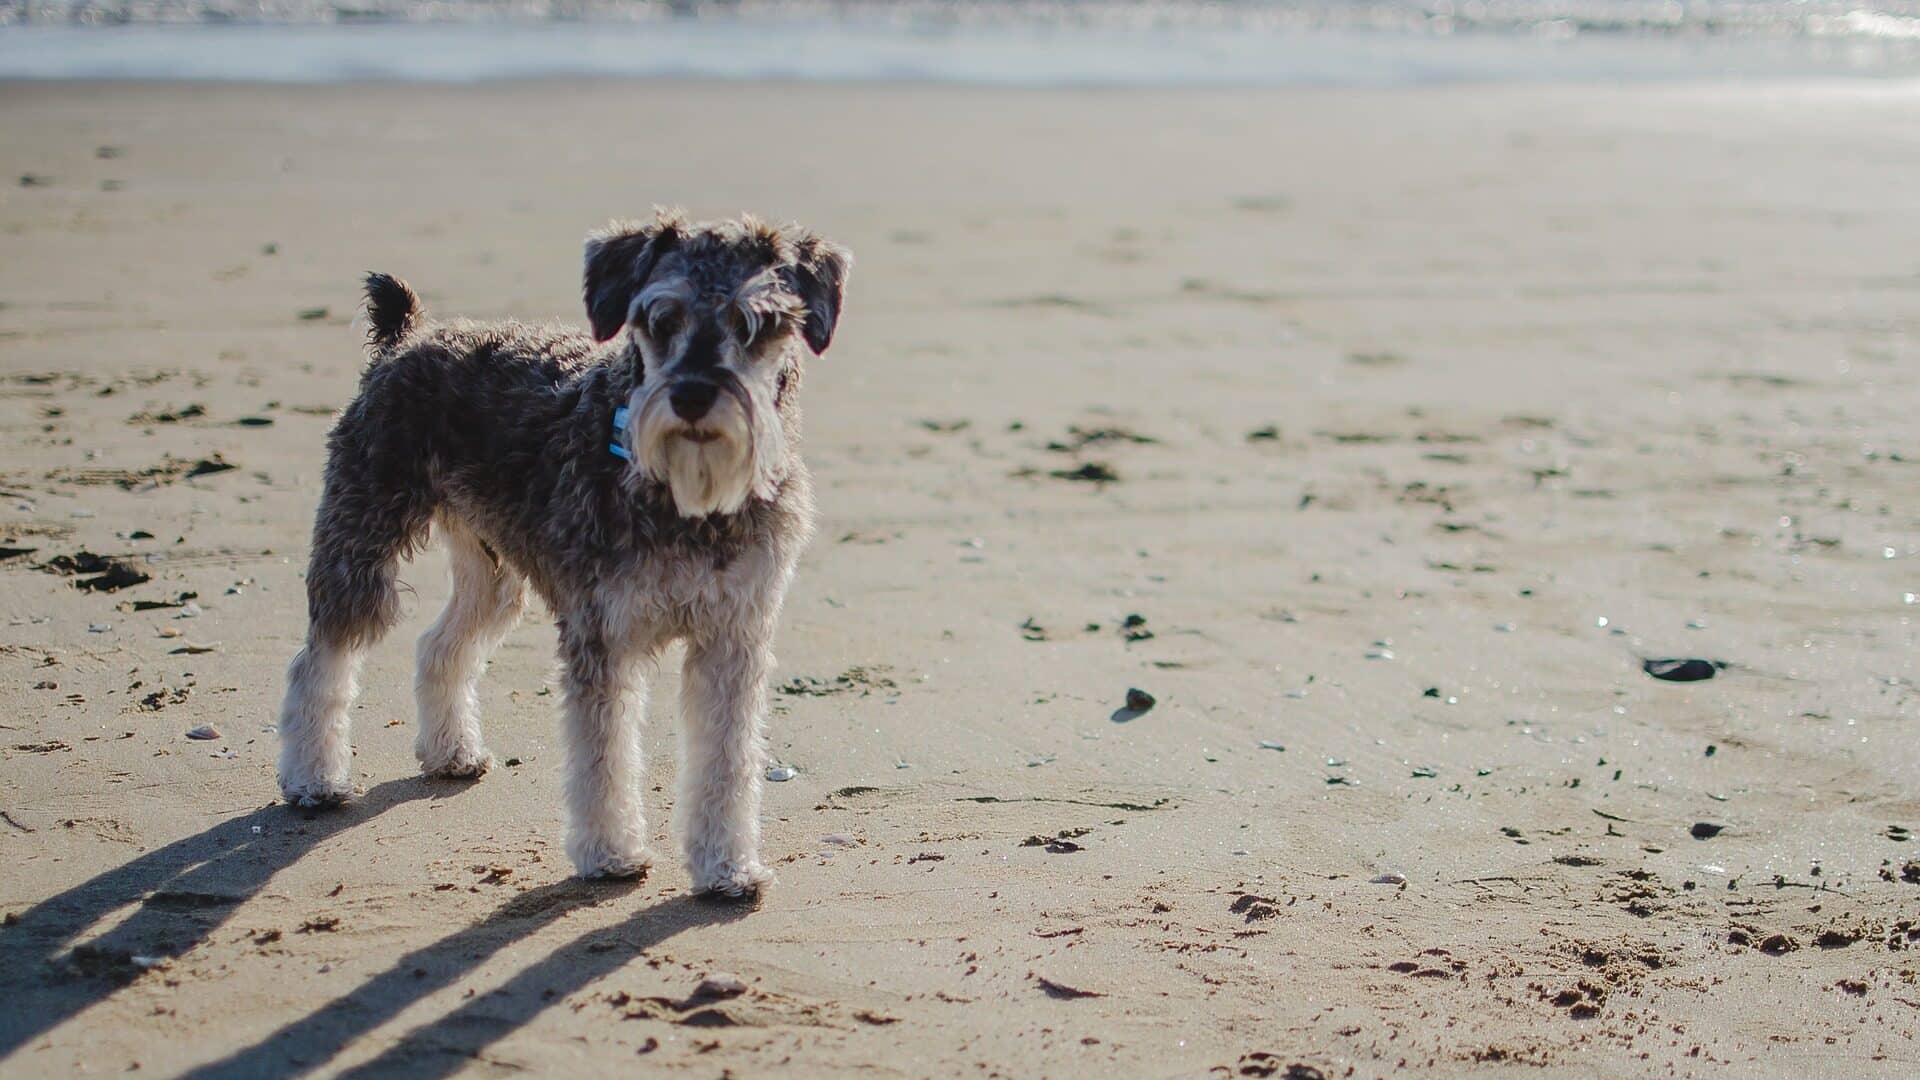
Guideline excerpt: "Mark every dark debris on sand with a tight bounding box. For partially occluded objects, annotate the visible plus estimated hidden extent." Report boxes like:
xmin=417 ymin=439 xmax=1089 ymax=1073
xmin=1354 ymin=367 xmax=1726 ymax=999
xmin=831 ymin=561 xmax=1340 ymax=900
xmin=1046 ymin=425 xmax=1157 ymax=453
xmin=1049 ymin=462 xmax=1120 ymax=485
xmin=41 ymin=551 xmax=150 ymax=593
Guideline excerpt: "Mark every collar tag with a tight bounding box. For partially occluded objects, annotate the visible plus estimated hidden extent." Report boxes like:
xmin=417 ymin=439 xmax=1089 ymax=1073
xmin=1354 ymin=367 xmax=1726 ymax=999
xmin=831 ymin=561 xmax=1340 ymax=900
xmin=610 ymin=406 xmax=631 ymax=460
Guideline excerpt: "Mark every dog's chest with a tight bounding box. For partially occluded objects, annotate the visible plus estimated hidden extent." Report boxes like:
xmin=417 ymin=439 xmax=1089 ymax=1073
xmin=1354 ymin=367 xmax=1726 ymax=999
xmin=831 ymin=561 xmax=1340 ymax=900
xmin=593 ymin=538 xmax=778 ymax=639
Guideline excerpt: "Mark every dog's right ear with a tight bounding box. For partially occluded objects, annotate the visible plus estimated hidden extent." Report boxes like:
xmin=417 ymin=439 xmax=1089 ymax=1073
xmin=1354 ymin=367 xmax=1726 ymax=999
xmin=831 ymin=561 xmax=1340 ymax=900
xmin=583 ymin=215 xmax=680 ymax=342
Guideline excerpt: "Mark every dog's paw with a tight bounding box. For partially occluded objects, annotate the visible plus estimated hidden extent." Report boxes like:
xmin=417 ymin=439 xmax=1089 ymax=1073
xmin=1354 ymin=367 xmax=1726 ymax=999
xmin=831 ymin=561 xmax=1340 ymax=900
xmin=419 ymin=745 xmax=494 ymax=780
xmin=693 ymin=861 xmax=774 ymax=901
xmin=580 ymin=852 xmax=653 ymax=881
xmin=280 ymin=776 xmax=354 ymax=809
xmin=569 ymin=838 xmax=655 ymax=880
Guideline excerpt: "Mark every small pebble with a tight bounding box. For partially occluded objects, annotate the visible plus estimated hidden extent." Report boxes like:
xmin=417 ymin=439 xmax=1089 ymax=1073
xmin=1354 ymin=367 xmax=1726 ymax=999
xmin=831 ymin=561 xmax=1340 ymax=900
xmin=821 ymin=834 xmax=858 ymax=847
xmin=185 ymin=724 xmax=221 ymax=741
xmin=1370 ymin=871 xmax=1409 ymax=885
xmin=1690 ymin=822 xmax=1725 ymax=839
xmin=1124 ymin=688 xmax=1156 ymax=713
xmin=1258 ymin=740 xmax=1286 ymax=751
xmin=1644 ymin=658 xmax=1722 ymax=682
xmin=765 ymin=765 xmax=797 ymax=782
xmin=695 ymin=973 xmax=748 ymax=999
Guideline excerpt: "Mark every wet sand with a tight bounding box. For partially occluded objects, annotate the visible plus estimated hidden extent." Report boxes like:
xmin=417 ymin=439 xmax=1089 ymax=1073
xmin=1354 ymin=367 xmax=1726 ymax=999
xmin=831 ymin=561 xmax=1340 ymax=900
xmin=3 ymin=78 xmax=1919 ymax=1076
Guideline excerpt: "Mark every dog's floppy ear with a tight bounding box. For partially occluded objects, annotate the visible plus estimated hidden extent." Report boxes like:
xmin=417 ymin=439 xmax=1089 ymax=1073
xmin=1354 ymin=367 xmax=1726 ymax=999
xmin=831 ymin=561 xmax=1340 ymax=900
xmin=583 ymin=214 xmax=681 ymax=343
xmin=783 ymin=233 xmax=852 ymax=355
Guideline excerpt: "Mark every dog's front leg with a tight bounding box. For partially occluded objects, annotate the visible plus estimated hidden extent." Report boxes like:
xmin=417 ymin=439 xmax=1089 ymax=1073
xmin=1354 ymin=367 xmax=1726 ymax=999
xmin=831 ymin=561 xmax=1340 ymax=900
xmin=679 ymin=627 xmax=776 ymax=898
xmin=558 ymin=621 xmax=654 ymax=879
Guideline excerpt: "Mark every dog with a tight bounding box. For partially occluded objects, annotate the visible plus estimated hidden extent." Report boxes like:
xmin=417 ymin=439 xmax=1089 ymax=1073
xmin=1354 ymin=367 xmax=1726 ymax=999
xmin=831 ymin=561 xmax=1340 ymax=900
xmin=275 ymin=210 xmax=849 ymax=898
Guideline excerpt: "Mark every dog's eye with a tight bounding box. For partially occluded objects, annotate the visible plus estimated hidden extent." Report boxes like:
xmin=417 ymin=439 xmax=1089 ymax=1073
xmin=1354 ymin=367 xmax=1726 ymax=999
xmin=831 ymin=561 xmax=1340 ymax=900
xmin=646 ymin=308 xmax=683 ymax=340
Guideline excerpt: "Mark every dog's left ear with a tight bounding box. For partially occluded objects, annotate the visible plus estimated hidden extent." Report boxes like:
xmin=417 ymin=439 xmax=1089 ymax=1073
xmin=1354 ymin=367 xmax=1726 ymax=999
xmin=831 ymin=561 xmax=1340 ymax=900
xmin=783 ymin=234 xmax=852 ymax=355
xmin=583 ymin=215 xmax=680 ymax=343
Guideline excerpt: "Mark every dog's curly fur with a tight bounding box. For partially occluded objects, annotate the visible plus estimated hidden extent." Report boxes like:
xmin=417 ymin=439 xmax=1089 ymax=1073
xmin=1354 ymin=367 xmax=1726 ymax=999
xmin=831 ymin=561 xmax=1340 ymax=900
xmin=277 ymin=211 xmax=849 ymax=897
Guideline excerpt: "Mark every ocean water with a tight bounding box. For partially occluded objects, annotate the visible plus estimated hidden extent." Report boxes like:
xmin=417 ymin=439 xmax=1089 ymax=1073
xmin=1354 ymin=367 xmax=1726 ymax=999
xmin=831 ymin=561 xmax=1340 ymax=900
xmin=2 ymin=2 xmax=1920 ymax=85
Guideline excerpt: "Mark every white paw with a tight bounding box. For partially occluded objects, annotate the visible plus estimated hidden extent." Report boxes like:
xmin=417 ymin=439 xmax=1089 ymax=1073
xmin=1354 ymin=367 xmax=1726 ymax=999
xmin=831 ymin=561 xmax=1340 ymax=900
xmin=569 ymin=838 xmax=655 ymax=880
xmin=280 ymin=775 xmax=354 ymax=809
xmin=582 ymin=851 xmax=653 ymax=880
xmin=692 ymin=859 xmax=774 ymax=900
xmin=419 ymin=744 xmax=494 ymax=779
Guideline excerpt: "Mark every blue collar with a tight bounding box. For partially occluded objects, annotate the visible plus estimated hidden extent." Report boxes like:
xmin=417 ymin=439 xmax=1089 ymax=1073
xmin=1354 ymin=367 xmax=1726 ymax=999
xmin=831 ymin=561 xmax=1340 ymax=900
xmin=609 ymin=406 xmax=632 ymax=460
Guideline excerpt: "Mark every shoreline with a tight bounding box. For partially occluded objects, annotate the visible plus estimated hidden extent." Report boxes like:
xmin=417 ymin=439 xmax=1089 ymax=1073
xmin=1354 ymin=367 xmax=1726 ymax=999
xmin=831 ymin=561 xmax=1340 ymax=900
xmin=3 ymin=17 xmax=1920 ymax=86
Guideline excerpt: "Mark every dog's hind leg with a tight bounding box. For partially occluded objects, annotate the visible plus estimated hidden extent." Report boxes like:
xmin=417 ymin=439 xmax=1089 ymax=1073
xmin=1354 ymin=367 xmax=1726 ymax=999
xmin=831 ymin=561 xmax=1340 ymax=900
xmin=277 ymin=457 xmax=431 ymax=808
xmin=414 ymin=519 xmax=526 ymax=779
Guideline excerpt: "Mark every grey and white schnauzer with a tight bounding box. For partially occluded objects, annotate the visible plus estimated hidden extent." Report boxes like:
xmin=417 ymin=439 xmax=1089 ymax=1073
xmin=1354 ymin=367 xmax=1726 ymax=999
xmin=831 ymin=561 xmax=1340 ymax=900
xmin=276 ymin=210 xmax=849 ymax=898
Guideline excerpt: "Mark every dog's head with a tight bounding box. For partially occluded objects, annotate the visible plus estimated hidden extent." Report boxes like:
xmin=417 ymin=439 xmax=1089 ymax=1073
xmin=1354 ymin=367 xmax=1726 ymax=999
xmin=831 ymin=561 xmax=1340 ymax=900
xmin=584 ymin=209 xmax=850 ymax=518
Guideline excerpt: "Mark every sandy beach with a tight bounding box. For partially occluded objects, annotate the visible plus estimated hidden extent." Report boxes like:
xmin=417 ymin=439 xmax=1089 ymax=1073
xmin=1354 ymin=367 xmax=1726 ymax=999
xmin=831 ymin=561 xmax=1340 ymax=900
xmin=3 ymin=77 xmax=1920 ymax=1076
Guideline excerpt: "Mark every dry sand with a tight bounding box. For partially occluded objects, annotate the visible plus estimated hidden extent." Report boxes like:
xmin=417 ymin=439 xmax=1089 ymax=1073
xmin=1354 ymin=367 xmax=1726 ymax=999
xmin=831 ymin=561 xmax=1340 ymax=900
xmin=2 ymin=78 xmax=1919 ymax=1077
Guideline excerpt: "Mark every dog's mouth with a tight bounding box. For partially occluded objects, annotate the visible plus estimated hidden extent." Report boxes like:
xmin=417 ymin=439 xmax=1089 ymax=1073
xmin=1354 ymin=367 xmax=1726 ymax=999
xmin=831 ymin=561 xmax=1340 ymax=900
xmin=676 ymin=429 xmax=723 ymax=445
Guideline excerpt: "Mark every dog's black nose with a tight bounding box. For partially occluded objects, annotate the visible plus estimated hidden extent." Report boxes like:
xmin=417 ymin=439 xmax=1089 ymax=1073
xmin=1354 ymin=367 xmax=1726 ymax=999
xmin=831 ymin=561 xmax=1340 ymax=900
xmin=669 ymin=380 xmax=720 ymax=421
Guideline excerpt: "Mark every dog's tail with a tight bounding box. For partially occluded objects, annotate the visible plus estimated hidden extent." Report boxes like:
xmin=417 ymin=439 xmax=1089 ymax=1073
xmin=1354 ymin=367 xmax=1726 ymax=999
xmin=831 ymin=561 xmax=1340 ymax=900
xmin=363 ymin=272 xmax=421 ymax=355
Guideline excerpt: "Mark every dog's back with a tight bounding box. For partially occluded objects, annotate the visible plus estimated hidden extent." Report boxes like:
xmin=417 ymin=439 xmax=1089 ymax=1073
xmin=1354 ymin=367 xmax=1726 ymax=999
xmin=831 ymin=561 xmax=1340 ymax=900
xmin=301 ymin=280 xmax=604 ymax=647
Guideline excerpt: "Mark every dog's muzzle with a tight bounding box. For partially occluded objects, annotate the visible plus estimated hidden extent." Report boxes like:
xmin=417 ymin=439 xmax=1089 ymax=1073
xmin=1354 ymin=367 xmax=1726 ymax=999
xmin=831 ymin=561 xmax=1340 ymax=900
xmin=624 ymin=378 xmax=757 ymax=518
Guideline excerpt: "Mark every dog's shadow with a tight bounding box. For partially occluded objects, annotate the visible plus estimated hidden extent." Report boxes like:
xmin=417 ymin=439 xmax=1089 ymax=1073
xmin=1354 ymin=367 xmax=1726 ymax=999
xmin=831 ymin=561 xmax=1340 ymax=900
xmin=0 ymin=773 xmax=748 ymax=1076
xmin=0 ymin=777 xmax=449 ymax=1061
xmin=186 ymin=887 xmax=747 ymax=1079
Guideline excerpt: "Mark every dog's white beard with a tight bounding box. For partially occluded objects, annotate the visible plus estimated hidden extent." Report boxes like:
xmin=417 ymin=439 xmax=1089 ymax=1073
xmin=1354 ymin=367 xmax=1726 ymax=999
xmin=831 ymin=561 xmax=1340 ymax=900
xmin=632 ymin=392 xmax=758 ymax=518
xmin=658 ymin=434 xmax=753 ymax=517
